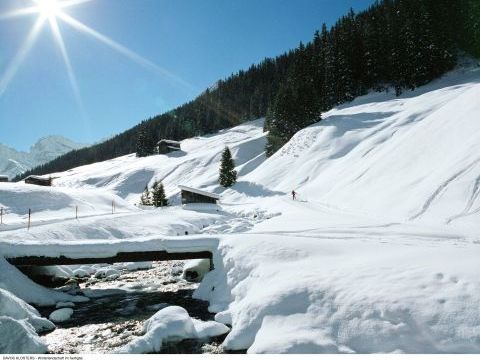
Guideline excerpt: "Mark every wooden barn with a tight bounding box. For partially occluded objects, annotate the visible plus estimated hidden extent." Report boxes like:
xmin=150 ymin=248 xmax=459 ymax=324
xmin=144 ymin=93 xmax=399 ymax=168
xmin=179 ymin=185 xmax=220 ymax=205
xmin=157 ymin=139 xmax=181 ymax=154
xmin=0 ymin=175 xmax=8 ymax=182
xmin=24 ymin=175 xmax=52 ymax=187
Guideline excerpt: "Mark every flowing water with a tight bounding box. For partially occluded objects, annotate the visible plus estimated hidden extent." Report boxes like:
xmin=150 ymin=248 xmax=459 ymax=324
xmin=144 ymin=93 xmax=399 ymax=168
xmin=35 ymin=261 xmax=236 ymax=354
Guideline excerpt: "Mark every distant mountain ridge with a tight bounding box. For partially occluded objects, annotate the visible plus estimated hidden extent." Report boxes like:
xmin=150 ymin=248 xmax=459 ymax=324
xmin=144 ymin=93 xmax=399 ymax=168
xmin=0 ymin=136 xmax=88 ymax=180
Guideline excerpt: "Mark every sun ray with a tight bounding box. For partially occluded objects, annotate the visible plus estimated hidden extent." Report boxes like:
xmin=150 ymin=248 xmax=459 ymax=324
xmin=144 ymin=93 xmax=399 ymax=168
xmin=57 ymin=12 xmax=197 ymax=94
xmin=0 ymin=16 xmax=46 ymax=96
xmin=48 ymin=16 xmax=89 ymax=124
xmin=0 ymin=6 xmax=39 ymax=21
xmin=58 ymin=0 xmax=95 ymax=8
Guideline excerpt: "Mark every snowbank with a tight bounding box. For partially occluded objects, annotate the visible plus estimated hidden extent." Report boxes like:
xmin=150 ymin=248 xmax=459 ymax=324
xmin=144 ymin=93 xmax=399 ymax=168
xmin=0 ymin=257 xmax=88 ymax=306
xmin=119 ymin=306 xmax=229 ymax=353
xmin=0 ymin=288 xmax=54 ymax=333
xmin=0 ymin=317 xmax=48 ymax=354
xmin=196 ymin=234 xmax=480 ymax=353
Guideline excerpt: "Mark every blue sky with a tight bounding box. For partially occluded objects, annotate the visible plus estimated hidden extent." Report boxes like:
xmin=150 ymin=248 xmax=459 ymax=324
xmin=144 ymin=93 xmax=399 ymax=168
xmin=0 ymin=0 xmax=375 ymax=151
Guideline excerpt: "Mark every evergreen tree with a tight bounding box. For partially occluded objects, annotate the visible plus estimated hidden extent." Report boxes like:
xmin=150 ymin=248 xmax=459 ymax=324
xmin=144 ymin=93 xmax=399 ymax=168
xmin=136 ymin=128 xmax=147 ymax=157
xmin=136 ymin=124 xmax=155 ymax=157
xmin=265 ymin=54 xmax=322 ymax=156
xmin=152 ymin=181 xmax=168 ymax=207
xmin=219 ymin=147 xmax=237 ymax=187
xmin=140 ymin=185 xmax=152 ymax=206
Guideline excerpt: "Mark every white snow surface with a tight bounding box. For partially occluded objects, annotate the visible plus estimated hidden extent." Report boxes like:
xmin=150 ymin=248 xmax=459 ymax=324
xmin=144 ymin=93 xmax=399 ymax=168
xmin=0 ymin=257 xmax=89 ymax=306
xmin=0 ymin=316 xmax=48 ymax=354
xmin=245 ymin=65 xmax=480 ymax=232
xmin=49 ymin=119 xmax=266 ymax=203
xmin=119 ymin=306 xmax=230 ymax=354
xmin=0 ymin=65 xmax=480 ymax=353
xmin=0 ymin=288 xmax=54 ymax=333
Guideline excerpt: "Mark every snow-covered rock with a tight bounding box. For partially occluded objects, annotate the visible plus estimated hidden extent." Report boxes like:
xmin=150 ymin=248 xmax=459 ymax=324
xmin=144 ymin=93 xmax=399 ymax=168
xmin=119 ymin=306 xmax=229 ymax=354
xmin=0 ymin=316 xmax=48 ymax=354
xmin=56 ymin=302 xmax=75 ymax=309
xmin=73 ymin=268 xmax=90 ymax=278
xmin=49 ymin=308 xmax=74 ymax=323
xmin=123 ymin=262 xmax=153 ymax=271
xmin=95 ymin=267 xmax=120 ymax=279
xmin=182 ymin=258 xmax=211 ymax=282
xmin=0 ymin=288 xmax=55 ymax=333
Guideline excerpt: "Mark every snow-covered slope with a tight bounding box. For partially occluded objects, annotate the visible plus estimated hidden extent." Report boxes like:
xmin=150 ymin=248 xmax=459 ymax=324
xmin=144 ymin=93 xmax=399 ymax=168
xmin=245 ymin=65 xmax=480 ymax=230
xmin=50 ymin=119 xmax=266 ymax=203
xmin=0 ymin=136 xmax=87 ymax=180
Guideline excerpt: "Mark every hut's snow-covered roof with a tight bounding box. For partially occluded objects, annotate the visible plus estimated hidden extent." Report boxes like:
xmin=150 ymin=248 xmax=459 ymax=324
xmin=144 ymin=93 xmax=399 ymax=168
xmin=178 ymin=185 xmax=220 ymax=200
xmin=25 ymin=175 xmax=50 ymax=180
xmin=157 ymin=139 xmax=181 ymax=146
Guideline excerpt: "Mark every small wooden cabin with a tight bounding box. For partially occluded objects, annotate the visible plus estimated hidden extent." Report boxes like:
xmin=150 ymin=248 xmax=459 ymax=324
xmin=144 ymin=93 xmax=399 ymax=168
xmin=0 ymin=175 xmax=8 ymax=183
xmin=157 ymin=140 xmax=181 ymax=154
xmin=179 ymin=185 xmax=220 ymax=205
xmin=24 ymin=175 xmax=52 ymax=187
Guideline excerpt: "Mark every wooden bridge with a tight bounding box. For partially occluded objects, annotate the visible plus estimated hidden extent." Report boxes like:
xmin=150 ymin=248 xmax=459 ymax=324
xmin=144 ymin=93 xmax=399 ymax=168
xmin=2 ymin=236 xmax=219 ymax=271
xmin=6 ymin=250 xmax=214 ymax=269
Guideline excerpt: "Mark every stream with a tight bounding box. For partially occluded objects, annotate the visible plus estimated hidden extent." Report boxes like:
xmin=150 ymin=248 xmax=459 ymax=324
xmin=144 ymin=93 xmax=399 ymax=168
xmin=33 ymin=260 xmax=238 ymax=354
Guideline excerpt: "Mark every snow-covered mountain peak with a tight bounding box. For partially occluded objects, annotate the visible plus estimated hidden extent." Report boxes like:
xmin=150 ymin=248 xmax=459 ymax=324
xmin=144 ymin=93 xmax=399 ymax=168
xmin=0 ymin=136 xmax=88 ymax=180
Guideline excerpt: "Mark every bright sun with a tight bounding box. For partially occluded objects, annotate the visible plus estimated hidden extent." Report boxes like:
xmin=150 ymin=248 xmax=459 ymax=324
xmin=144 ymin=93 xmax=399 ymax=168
xmin=0 ymin=0 xmax=190 ymax=102
xmin=36 ymin=0 xmax=62 ymax=19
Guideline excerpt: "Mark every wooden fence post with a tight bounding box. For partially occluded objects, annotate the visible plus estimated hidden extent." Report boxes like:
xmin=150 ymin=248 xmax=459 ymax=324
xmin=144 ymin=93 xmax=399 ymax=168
xmin=75 ymin=205 xmax=78 ymax=220
xmin=28 ymin=208 xmax=31 ymax=230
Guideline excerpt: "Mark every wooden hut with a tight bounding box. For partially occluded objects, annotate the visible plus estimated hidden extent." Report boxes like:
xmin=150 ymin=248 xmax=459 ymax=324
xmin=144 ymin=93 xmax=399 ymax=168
xmin=179 ymin=185 xmax=220 ymax=205
xmin=24 ymin=175 xmax=52 ymax=187
xmin=157 ymin=140 xmax=181 ymax=154
xmin=0 ymin=175 xmax=8 ymax=183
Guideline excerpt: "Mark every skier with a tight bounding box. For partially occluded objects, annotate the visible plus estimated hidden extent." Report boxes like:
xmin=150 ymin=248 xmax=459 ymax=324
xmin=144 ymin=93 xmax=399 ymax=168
xmin=291 ymin=190 xmax=296 ymax=200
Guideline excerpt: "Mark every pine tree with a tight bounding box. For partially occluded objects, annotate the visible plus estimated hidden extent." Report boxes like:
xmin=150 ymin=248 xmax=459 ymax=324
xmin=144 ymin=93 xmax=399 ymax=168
xmin=140 ymin=185 xmax=152 ymax=206
xmin=152 ymin=181 xmax=168 ymax=207
xmin=136 ymin=128 xmax=147 ymax=157
xmin=136 ymin=124 xmax=155 ymax=157
xmin=219 ymin=147 xmax=237 ymax=187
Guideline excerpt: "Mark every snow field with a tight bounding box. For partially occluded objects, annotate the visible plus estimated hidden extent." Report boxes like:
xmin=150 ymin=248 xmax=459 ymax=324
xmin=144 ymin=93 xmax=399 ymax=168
xmin=246 ymin=65 xmax=480 ymax=230
xmin=196 ymin=234 xmax=480 ymax=353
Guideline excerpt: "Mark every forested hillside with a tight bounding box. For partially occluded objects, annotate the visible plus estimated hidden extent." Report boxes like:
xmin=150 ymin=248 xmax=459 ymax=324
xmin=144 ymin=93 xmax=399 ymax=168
xmin=17 ymin=0 xmax=479 ymax=181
